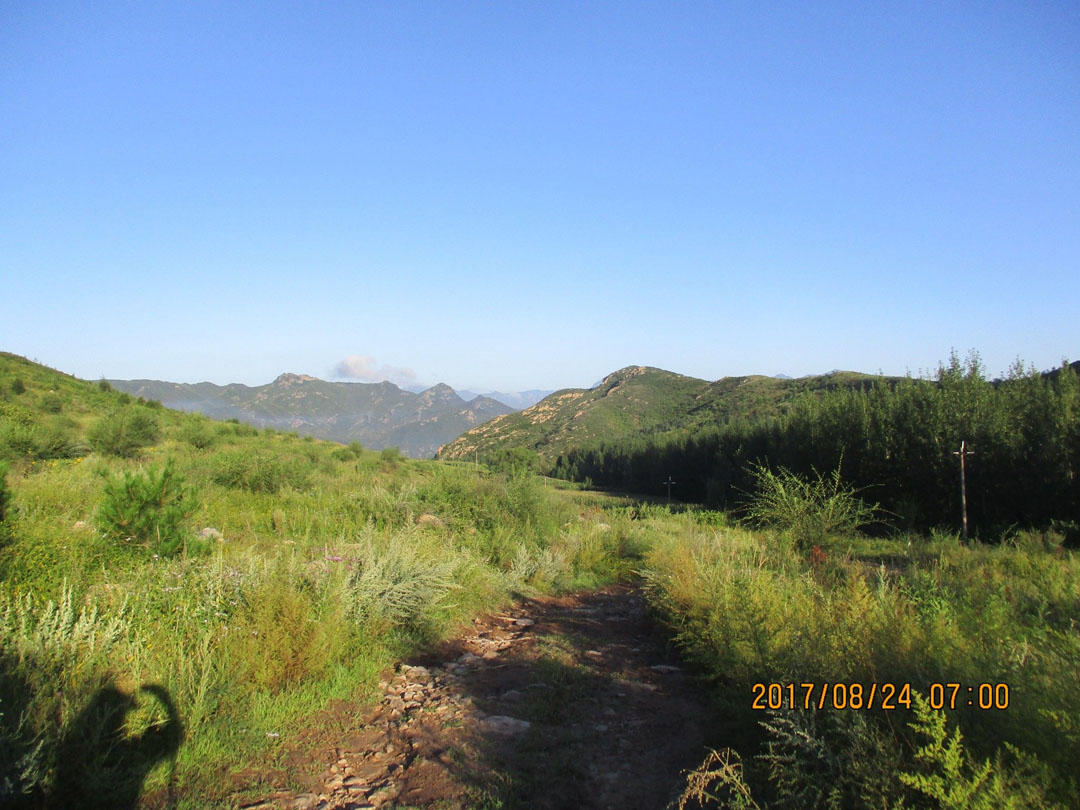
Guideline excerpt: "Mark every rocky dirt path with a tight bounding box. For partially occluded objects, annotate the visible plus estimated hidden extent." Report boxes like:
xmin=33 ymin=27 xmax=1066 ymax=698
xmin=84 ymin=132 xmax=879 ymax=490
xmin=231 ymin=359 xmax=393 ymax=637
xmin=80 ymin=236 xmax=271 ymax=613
xmin=234 ymin=584 xmax=712 ymax=810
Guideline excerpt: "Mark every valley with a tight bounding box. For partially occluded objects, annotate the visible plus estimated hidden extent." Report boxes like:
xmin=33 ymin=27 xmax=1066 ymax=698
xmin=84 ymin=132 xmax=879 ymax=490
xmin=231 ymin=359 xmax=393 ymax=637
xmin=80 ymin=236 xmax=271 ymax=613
xmin=1 ymin=351 xmax=1078 ymax=809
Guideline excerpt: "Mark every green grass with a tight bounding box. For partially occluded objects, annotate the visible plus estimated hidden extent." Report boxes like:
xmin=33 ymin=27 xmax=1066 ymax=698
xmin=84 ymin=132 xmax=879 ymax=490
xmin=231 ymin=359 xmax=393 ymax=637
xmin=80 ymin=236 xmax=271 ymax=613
xmin=0 ymin=355 xmax=642 ymax=807
xmin=640 ymin=515 xmax=1079 ymax=807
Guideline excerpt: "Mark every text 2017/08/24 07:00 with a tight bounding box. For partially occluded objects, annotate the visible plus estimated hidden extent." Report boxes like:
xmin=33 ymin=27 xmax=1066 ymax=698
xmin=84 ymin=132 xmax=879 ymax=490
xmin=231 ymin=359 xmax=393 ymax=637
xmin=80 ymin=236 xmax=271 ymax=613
xmin=751 ymin=682 xmax=1010 ymax=711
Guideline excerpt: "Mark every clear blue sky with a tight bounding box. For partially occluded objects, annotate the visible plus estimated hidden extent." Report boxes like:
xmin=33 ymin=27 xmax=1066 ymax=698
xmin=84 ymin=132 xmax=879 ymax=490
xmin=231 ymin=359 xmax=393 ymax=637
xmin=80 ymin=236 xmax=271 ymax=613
xmin=2 ymin=1 xmax=1077 ymax=391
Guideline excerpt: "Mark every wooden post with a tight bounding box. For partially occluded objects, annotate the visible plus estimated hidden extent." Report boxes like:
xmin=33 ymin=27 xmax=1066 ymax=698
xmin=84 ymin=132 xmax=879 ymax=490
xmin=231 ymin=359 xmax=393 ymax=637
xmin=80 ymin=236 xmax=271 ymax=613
xmin=953 ymin=440 xmax=972 ymax=541
xmin=663 ymin=476 xmax=676 ymax=504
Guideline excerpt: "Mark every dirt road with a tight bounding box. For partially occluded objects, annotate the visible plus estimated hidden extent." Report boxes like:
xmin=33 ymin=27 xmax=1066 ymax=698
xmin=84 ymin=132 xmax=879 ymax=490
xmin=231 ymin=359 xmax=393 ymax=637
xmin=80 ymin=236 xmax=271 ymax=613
xmin=235 ymin=584 xmax=713 ymax=810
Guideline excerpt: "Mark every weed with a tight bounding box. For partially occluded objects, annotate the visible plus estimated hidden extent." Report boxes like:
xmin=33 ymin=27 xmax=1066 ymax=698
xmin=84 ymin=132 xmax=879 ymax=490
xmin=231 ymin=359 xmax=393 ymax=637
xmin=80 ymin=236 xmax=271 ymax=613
xmin=741 ymin=462 xmax=883 ymax=549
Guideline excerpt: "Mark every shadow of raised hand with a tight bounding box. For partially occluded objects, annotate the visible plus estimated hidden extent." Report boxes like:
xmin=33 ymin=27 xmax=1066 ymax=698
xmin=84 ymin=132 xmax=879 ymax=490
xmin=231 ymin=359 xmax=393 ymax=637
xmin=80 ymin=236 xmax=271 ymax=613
xmin=50 ymin=683 xmax=184 ymax=810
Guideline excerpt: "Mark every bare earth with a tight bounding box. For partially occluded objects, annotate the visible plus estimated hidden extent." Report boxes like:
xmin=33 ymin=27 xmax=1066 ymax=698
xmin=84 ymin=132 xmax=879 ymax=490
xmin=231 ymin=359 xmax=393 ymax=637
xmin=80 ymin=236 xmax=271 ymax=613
xmin=233 ymin=584 xmax=712 ymax=810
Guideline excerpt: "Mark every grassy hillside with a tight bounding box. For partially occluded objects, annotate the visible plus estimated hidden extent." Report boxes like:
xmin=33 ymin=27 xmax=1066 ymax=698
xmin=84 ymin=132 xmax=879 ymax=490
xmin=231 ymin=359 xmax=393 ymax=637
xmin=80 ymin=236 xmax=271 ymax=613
xmin=110 ymin=375 xmax=513 ymax=458
xmin=0 ymin=355 xmax=636 ymax=807
xmin=437 ymin=365 xmax=886 ymax=463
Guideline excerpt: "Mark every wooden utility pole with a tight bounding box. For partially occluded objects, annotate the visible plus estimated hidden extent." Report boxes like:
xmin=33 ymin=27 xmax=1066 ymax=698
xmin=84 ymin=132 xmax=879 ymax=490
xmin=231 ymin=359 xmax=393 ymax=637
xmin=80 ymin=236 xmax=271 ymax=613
xmin=953 ymin=440 xmax=974 ymax=541
xmin=663 ymin=476 xmax=676 ymax=504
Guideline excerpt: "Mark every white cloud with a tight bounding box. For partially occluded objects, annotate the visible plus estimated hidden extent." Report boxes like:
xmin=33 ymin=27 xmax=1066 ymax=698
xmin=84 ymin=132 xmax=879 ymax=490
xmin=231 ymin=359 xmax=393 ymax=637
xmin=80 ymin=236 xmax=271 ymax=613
xmin=333 ymin=354 xmax=417 ymax=385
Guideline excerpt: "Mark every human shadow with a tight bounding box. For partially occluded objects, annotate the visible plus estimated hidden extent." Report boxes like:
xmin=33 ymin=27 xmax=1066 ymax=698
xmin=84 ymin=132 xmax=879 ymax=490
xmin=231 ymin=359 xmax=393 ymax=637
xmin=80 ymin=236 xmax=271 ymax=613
xmin=48 ymin=683 xmax=183 ymax=810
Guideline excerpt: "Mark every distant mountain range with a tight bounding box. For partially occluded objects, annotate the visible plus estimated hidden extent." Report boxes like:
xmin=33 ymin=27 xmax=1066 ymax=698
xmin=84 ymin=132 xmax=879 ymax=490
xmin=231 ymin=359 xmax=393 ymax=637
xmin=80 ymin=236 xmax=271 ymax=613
xmin=437 ymin=365 xmax=889 ymax=463
xmin=109 ymin=374 xmax=515 ymax=458
xmin=403 ymin=386 xmax=553 ymax=410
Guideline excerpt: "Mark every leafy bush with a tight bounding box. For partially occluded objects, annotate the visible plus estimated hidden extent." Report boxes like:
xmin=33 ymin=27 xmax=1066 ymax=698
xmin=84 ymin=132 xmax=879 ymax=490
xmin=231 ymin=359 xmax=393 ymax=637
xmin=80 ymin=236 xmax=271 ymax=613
xmin=742 ymin=462 xmax=882 ymax=548
xmin=95 ymin=461 xmax=196 ymax=556
xmin=87 ymin=408 xmax=161 ymax=458
xmin=343 ymin=533 xmax=460 ymax=632
xmin=209 ymin=450 xmax=310 ymax=493
xmin=177 ymin=417 xmax=218 ymax=450
xmin=898 ymin=692 xmax=1061 ymax=809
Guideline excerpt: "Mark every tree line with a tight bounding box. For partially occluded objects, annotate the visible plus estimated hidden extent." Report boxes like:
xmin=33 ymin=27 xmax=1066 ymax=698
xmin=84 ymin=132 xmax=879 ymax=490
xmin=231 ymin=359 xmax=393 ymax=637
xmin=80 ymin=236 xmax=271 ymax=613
xmin=551 ymin=353 xmax=1080 ymax=537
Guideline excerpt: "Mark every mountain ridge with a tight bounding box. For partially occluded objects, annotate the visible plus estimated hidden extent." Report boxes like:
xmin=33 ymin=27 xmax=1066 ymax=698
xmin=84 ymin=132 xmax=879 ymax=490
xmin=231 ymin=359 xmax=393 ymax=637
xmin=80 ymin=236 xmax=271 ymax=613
xmin=108 ymin=374 xmax=513 ymax=458
xmin=436 ymin=364 xmax=888 ymax=462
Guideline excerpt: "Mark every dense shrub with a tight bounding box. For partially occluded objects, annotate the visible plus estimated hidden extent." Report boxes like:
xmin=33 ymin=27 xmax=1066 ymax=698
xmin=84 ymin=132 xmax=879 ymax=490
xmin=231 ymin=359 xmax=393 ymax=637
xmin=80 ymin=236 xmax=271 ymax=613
xmin=96 ymin=461 xmax=196 ymax=556
xmin=177 ymin=417 xmax=218 ymax=449
xmin=209 ymin=450 xmax=310 ymax=493
xmin=87 ymin=408 xmax=161 ymax=458
xmin=741 ymin=462 xmax=883 ymax=548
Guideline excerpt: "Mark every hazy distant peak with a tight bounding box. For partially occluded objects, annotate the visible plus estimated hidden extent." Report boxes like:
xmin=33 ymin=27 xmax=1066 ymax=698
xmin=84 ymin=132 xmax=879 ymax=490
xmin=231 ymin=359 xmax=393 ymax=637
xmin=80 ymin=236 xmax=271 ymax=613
xmin=424 ymin=382 xmax=457 ymax=394
xmin=273 ymin=372 xmax=320 ymax=386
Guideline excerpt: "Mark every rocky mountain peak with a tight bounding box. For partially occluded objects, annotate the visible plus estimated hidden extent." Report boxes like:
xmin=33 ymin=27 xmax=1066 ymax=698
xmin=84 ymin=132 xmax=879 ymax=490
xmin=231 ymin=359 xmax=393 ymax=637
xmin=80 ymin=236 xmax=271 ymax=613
xmin=273 ymin=373 xmax=320 ymax=386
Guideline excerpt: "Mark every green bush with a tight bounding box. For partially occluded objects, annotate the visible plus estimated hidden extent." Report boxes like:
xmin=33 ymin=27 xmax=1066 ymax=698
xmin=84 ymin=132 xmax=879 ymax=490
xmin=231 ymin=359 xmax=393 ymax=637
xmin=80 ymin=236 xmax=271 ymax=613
xmin=209 ymin=450 xmax=310 ymax=493
xmin=95 ymin=460 xmax=196 ymax=556
xmin=231 ymin=571 xmax=341 ymax=692
xmin=177 ymin=417 xmax=218 ymax=450
xmin=40 ymin=393 xmax=63 ymax=413
xmin=87 ymin=408 xmax=161 ymax=458
xmin=742 ymin=462 xmax=882 ymax=548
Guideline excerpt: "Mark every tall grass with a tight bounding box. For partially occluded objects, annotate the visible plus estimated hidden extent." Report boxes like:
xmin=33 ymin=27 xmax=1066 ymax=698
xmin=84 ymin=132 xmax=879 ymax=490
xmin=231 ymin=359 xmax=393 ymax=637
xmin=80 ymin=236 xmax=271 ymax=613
xmin=641 ymin=523 xmax=1080 ymax=806
xmin=0 ymin=429 xmax=637 ymax=805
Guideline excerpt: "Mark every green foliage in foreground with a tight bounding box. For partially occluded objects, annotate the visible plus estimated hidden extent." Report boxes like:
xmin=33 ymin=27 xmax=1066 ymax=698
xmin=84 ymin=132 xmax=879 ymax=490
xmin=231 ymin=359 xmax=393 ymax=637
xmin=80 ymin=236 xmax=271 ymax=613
xmin=642 ymin=516 xmax=1079 ymax=808
xmin=0 ymin=416 xmax=637 ymax=806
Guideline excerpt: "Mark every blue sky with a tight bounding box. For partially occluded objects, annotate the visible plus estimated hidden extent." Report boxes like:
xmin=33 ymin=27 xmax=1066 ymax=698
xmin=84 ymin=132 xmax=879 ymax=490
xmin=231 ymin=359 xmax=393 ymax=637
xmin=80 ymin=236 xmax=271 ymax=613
xmin=2 ymin=1 xmax=1077 ymax=391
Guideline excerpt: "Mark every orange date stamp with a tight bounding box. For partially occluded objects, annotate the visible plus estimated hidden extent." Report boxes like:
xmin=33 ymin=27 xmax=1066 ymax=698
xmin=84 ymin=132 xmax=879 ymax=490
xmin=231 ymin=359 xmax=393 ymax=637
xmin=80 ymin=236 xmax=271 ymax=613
xmin=751 ymin=682 xmax=1010 ymax=711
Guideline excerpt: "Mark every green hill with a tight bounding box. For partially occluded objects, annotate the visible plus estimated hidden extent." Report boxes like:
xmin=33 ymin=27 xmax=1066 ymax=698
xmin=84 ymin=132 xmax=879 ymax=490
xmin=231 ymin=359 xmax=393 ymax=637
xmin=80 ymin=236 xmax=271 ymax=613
xmin=437 ymin=365 xmax=885 ymax=463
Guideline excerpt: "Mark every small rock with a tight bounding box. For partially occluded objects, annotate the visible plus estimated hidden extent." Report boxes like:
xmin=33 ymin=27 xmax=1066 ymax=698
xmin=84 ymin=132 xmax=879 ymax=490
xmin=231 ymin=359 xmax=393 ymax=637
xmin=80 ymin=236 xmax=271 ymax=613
xmin=367 ymin=786 xmax=398 ymax=807
xmin=650 ymin=664 xmax=682 ymax=674
xmin=479 ymin=715 xmax=532 ymax=736
xmin=199 ymin=527 xmax=223 ymax=540
xmin=513 ymin=618 xmax=535 ymax=627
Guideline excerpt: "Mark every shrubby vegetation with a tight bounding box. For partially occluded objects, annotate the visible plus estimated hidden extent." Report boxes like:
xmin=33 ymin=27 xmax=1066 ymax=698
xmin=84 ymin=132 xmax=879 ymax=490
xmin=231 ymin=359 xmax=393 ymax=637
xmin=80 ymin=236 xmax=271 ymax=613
xmin=643 ymin=498 xmax=1078 ymax=807
xmin=0 ymin=353 xmax=639 ymax=805
xmin=555 ymin=353 xmax=1080 ymax=537
xmin=95 ymin=460 xmax=198 ymax=557
xmin=1 ymin=351 xmax=1077 ymax=807
xmin=87 ymin=407 xmax=161 ymax=458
